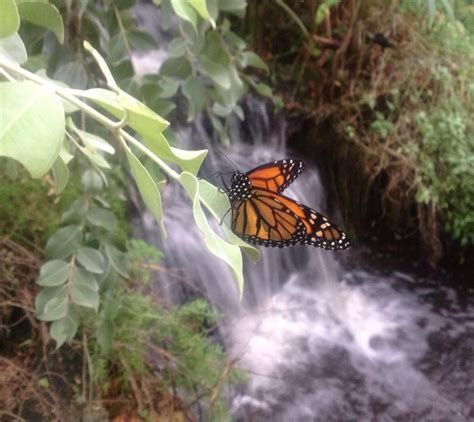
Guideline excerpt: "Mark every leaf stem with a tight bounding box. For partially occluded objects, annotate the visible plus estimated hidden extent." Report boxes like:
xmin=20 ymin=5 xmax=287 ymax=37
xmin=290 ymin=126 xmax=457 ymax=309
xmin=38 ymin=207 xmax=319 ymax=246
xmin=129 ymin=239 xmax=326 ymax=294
xmin=0 ymin=57 xmax=180 ymax=181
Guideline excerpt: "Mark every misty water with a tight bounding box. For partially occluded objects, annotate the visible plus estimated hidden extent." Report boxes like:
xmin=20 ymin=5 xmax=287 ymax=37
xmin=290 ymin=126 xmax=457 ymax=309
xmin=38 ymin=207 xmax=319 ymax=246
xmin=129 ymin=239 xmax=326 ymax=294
xmin=131 ymin=98 xmax=474 ymax=421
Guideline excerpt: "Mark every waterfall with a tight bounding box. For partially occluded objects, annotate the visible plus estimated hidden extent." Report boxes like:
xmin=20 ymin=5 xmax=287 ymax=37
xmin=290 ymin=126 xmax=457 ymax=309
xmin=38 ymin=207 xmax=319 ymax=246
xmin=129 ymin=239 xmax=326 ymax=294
xmin=131 ymin=98 xmax=473 ymax=421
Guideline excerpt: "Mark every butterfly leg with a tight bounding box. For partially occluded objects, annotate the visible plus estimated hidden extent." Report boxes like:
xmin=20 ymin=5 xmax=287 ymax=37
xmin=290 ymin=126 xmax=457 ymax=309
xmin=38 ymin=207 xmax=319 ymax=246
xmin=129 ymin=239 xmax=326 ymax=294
xmin=209 ymin=171 xmax=230 ymax=193
xmin=219 ymin=207 xmax=232 ymax=225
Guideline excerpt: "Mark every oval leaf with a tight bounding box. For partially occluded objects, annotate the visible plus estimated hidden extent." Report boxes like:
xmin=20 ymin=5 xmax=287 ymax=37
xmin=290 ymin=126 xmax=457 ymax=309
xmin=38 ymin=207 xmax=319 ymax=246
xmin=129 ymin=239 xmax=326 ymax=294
xmin=50 ymin=305 xmax=78 ymax=348
xmin=0 ymin=33 xmax=27 ymax=64
xmin=189 ymin=0 xmax=215 ymax=27
xmin=37 ymin=260 xmax=70 ymax=287
xmin=179 ymin=172 xmax=245 ymax=298
xmin=45 ymin=225 xmax=82 ymax=259
xmin=171 ymin=0 xmax=198 ymax=32
xmin=104 ymin=244 xmax=129 ymax=278
xmin=0 ymin=81 xmax=64 ymax=178
xmin=126 ymin=149 xmax=167 ymax=237
xmin=76 ymin=247 xmax=106 ymax=274
xmin=80 ymin=88 xmax=169 ymax=137
xmin=17 ymin=2 xmax=64 ymax=44
xmin=198 ymin=179 xmax=260 ymax=262
xmin=0 ymin=0 xmax=20 ymax=38
xmin=71 ymin=266 xmax=99 ymax=310
xmin=86 ymin=207 xmax=118 ymax=232
xmin=51 ymin=154 xmax=70 ymax=194
xmin=38 ymin=288 xmax=69 ymax=321
xmin=182 ymin=75 xmax=206 ymax=119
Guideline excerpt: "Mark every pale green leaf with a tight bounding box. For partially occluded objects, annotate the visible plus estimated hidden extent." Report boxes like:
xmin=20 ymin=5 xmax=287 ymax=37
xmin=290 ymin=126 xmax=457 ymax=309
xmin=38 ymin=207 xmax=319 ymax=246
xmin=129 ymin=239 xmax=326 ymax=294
xmin=143 ymin=131 xmax=207 ymax=176
xmin=218 ymin=0 xmax=247 ymax=14
xmin=182 ymin=75 xmax=206 ymax=119
xmin=199 ymin=55 xmax=231 ymax=89
xmin=83 ymin=40 xmax=117 ymax=87
xmin=81 ymin=168 xmax=105 ymax=191
xmin=39 ymin=288 xmax=69 ymax=321
xmin=35 ymin=285 xmax=67 ymax=315
xmin=17 ymin=2 xmax=64 ymax=44
xmin=79 ymin=89 xmax=205 ymax=175
xmin=76 ymin=247 xmax=106 ymax=274
xmin=0 ymin=33 xmax=27 ymax=64
xmin=179 ymin=172 xmax=245 ymax=298
xmin=80 ymin=88 xmax=169 ymax=137
xmin=36 ymin=260 xmax=70 ymax=287
xmin=189 ymin=0 xmax=216 ymax=27
xmin=104 ymin=244 xmax=129 ymax=278
xmin=0 ymin=0 xmax=20 ymax=38
xmin=45 ymin=225 xmax=82 ymax=259
xmin=35 ymin=70 xmax=79 ymax=113
xmin=241 ymin=51 xmax=269 ymax=73
xmin=86 ymin=207 xmax=118 ymax=232
xmin=171 ymin=0 xmax=198 ymax=32
xmin=96 ymin=317 xmax=113 ymax=352
xmin=126 ymin=148 xmax=167 ymax=237
xmin=71 ymin=266 xmax=99 ymax=310
xmin=51 ymin=154 xmax=70 ymax=194
xmin=159 ymin=56 xmax=193 ymax=79
xmin=0 ymin=81 xmax=64 ymax=178
xmin=50 ymin=305 xmax=78 ymax=348
xmin=198 ymin=179 xmax=260 ymax=261
xmin=53 ymin=61 xmax=88 ymax=89
xmin=168 ymin=38 xmax=186 ymax=57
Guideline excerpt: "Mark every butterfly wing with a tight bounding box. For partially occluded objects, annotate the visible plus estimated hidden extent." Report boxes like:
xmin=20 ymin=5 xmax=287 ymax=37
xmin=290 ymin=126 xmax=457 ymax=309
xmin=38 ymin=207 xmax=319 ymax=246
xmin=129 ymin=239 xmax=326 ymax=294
xmin=231 ymin=193 xmax=307 ymax=248
xmin=245 ymin=159 xmax=304 ymax=193
xmin=248 ymin=188 xmax=351 ymax=251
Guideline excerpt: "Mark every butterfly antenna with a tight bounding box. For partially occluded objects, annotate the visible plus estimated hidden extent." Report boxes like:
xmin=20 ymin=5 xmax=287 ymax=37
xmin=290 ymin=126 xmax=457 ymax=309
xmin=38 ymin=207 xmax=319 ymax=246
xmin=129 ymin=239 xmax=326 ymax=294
xmin=214 ymin=147 xmax=239 ymax=171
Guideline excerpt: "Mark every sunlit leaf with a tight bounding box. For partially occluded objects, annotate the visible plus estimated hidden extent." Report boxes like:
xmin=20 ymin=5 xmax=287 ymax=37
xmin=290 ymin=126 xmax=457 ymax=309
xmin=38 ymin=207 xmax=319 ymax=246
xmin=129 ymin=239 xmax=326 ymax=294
xmin=51 ymin=154 xmax=70 ymax=194
xmin=171 ymin=0 xmax=198 ymax=32
xmin=143 ymin=132 xmax=207 ymax=176
xmin=0 ymin=33 xmax=27 ymax=64
xmin=83 ymin=40 xmax=117 ymax=88
xmin=36 ymin=70 xmax=79 ymax=113
xmin=126 ymin=148 xmax=167 ymax=237
xmin=0 ymin=81 xmax=64 ymax=178
xmin=179 ymin=172 xmax=245 ymax=297
xmin=80 ymin=88 xmax=170 ymax=136
xmin=198 ymin=179 xmax=260 ymax=261
xmin=189 ymin=0 xmax=216 ymax=27
xmin=0 ymin=0 xmax=20 ymax=38
xmin=17 ymin=1 xmax=64 ymax=44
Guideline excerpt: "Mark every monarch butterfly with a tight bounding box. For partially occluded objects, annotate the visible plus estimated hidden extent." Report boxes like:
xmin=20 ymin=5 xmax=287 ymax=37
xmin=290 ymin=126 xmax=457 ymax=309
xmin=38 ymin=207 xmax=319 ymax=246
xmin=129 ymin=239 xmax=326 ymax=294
xmin=226 ymin=159 xmax=350 ymax=251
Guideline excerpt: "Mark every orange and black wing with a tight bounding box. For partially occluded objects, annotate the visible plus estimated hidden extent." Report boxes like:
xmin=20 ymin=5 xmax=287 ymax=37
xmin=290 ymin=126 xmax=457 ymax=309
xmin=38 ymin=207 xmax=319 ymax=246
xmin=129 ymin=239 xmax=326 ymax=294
xmin=231 ymin=193 xmax=307 ymax=248
xmin=245 ymin=159 xmax=304 ymax=193
xmin=245 ymin=188 xmax=351 ymax=251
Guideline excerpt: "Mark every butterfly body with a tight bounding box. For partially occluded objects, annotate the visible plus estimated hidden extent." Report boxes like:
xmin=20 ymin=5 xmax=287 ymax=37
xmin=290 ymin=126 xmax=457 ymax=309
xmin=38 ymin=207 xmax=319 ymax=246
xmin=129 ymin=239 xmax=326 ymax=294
xmin=227 ymin=160 xmax=350 ymax=251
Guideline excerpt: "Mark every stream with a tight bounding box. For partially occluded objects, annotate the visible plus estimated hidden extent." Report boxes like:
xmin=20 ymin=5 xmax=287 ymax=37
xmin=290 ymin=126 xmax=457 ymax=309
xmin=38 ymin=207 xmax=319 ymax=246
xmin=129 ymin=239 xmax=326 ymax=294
xmin=132 ymin=99 xmax=474 ymax=421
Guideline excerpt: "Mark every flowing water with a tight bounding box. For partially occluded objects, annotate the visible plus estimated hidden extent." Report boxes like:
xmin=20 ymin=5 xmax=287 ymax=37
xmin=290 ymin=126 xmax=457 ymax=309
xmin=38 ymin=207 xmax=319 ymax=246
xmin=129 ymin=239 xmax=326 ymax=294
xmin=131 ymin=99 xmax=474 ymax=421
